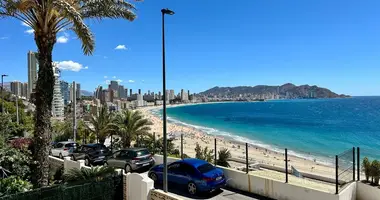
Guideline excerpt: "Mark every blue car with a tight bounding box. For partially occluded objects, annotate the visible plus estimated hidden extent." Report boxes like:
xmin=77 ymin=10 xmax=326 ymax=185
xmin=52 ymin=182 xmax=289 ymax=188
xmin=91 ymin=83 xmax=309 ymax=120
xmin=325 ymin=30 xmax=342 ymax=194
xmin=148 ymin=158 xmax=226 ymax=195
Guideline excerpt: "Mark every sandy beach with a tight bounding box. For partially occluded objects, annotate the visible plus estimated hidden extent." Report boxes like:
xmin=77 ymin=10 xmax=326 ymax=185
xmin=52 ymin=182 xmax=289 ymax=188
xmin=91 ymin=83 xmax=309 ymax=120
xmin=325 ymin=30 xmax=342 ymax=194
xmin=138 ymin=104 xmax=336 ymax=180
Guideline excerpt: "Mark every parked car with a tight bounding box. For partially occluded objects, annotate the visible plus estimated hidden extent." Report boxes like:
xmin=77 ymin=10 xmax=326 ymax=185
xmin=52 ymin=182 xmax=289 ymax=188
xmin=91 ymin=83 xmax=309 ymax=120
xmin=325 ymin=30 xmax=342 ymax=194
xmin=105 ymin=148 xmax=155 ymax=173
xmin=71 ymin=143 xmax=110 ymax=166
xmin=50 ymin=141 xmax=78 ymax=159
xmin=148 ymin=158 xmax=226 ymax=195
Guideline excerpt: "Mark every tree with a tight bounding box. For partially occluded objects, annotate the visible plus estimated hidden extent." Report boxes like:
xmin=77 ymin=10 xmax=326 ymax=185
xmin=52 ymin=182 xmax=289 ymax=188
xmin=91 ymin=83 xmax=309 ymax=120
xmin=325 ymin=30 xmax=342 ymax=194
xmin=0 ymin=146 xmax=32 ymax=180
xmin=362 ymin=157 xmax=371 ymax=182
xmin=194 ymin=143 xmax=214 ymax=163
xmin=0 ymin=176 xmax=33 ymax=196
xmin=217 ymin=148 xmax=231 ymax=167
xmin=114 ymin=109 xmax=152 ymax=148
xmin=370 ymin=160 xmax=380 ymax=185
xmin=86 ymin=106 xmax=116 ymax=144
xmin=0 ymin=0 xmax=136 ymax=187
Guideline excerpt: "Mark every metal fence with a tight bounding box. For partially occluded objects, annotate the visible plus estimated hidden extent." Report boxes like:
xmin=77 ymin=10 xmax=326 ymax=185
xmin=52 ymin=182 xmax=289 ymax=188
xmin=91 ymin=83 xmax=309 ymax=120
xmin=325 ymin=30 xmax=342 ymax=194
xmin=335 ymin=147 xmax=355 ymax=193
xmin=0 ymin=175 xmax=123 ymax=200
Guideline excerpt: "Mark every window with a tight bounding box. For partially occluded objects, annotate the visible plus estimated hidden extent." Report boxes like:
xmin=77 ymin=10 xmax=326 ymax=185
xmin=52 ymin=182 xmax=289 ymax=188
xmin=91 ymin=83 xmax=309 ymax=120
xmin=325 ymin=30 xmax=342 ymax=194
xmin=119 ymin=150 xmax=129 ymax=158
xmin=182 ymin=163 xmax=197 ymax=176
xmin=55 ymin=143 xmax=64 ymax=148
xmin=136 ymin=149 xmax=150 ymax=157
xmin=65 ymin=143 xmax=77 ymax=148
xmin=197 ymin=163 xmax=215 ymax=174
xmin=112 ymin=151 xmax=121 ymax=158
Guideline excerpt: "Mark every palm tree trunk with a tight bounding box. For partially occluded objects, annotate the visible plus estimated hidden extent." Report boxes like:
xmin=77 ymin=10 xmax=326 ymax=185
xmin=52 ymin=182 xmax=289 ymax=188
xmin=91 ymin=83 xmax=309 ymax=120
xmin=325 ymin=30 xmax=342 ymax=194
xmin=33 ymin=33 xmax=56 ymax=187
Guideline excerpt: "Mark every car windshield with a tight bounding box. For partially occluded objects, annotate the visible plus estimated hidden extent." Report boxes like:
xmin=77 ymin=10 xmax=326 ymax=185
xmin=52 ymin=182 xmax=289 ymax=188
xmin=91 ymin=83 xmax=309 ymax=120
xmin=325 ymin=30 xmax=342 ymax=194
xmin=136 ymin=149 xmax=150 ymax=157
xmin=197 ymin=163 xmax=215 ymax=173
xmin=65 ymin=143 xmax=76 ymax=148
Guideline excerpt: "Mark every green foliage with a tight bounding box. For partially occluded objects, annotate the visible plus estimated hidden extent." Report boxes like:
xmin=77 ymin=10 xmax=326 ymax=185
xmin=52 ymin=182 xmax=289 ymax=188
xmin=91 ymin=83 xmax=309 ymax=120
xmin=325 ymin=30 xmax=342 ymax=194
xmin=0 ymin=146 xmax=32 ymax=180
xmin=86 ymin=106 xmax=116 ymax=144
xmin=363 ymin=157 xmax=372 ymax=182
xmin=52 ymin=119 xmax=94 ymax=144
xmin=0 ymin=176 xmax=33 ymax=196
xmin=114 ymin=109 xmax=152 ymax=148
xmin=63 ymin=166 xmax=117 ymax=183
xmin=217 ymin=148 xmax=231 ymax=167
xmin=194 ymin=143 xmax=214 ymax=163
xmin=370 ymin=160 xmax=380 ymax=185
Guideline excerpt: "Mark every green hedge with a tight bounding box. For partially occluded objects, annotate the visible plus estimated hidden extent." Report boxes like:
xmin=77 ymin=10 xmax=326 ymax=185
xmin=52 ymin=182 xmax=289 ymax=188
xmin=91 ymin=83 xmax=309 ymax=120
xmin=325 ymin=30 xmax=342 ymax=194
xmin=0 ymin=175 xmax=123 ymax=200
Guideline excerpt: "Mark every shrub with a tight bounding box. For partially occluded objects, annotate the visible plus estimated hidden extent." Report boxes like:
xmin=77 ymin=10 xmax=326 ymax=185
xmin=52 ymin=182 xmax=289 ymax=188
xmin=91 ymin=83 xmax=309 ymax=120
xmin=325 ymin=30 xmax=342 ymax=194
xmin=63 ymin=166 xmax=117 ymax=183
xmin=0 ymin=146 xmax=32 ymax=179
xmin=362 ymin=157 xmax=371 ymax=182
xmin=370 ymin=160 xmax=380 ymax=185
xmin=194 ymin=143 xmax=214 ymax=163
xmin=217 ymin=148 xmax=231 ymax=167
xmin=0 ymin=176 xmax=33 ymax=196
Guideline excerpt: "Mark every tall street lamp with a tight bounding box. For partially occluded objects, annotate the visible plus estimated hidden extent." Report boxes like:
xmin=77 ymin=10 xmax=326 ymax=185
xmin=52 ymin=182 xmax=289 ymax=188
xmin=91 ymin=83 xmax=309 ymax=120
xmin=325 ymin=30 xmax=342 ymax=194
xmin=1 ymin=74 xmax=8 ymax=113
xmin=161 ymin=8 xmax=174 ymax=193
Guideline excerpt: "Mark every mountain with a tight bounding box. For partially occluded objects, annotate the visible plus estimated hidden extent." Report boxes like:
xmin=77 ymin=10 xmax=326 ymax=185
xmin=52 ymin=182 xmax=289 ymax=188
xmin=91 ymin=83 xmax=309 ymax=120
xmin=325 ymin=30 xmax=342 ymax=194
xmin=81 ymin=90 xmax=93 ymax=96
xmin=198 ymin=83 xmax=349 ymax=100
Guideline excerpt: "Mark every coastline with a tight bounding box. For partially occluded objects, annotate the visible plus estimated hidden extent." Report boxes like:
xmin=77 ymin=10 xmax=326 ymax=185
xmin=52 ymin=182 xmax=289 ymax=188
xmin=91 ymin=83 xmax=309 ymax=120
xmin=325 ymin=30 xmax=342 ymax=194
xmin=138 ymin=104 xmax=336 ymax=179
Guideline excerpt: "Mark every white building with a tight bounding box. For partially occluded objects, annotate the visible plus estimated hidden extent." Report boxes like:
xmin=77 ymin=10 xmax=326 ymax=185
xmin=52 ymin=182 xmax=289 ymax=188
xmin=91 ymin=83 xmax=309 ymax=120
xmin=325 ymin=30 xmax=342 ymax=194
xmin=27 ymin=51 xmax=38 ymax=99
xmin=52 ymin=65 xmax=64 ymax=118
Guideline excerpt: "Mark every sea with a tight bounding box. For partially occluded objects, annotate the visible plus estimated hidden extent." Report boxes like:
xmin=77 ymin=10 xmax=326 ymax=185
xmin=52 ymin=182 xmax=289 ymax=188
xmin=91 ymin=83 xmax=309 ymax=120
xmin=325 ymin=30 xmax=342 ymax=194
xmin=152 ymin=97 xmax=380 ymax=164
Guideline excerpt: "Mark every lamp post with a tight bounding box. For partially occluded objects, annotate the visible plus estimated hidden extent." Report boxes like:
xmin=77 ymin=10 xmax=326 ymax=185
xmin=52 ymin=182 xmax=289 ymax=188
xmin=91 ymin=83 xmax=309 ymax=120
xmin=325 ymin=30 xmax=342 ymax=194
xmin=161 ymin=8 xmax=174 ymax=193
xmin=1 ymin=74 xmax=8 ymax=113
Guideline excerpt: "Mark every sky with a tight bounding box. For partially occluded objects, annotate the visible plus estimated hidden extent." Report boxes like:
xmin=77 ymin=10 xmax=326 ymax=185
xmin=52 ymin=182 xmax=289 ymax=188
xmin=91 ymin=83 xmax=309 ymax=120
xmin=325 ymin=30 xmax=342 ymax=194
xmin=1 ymin=0 xmax=380 ymax=96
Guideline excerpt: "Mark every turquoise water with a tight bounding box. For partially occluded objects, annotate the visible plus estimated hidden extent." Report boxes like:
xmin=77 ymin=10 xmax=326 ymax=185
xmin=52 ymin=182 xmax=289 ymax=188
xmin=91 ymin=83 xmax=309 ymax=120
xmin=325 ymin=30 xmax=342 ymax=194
xmin=159 ymin=97 xmax=380 ymax=163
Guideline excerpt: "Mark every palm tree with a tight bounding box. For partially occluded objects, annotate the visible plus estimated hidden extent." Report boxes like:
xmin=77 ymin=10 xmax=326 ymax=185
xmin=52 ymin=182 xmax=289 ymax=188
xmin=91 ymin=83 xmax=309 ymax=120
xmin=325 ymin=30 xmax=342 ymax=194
xmin=63 ymin=166 xmax=116 ymax=183
xmin=362 ymin=157 xmax=371 ymax=182
xmin=0 ymin=0 xmax=136 ymax=186
xmin=114 ymin=109 xmax=152 ymax=148
xmin=86 ymin=106 xmax=116 ymax=144
xmin=217 ymin=148 xmax=231 ymax=167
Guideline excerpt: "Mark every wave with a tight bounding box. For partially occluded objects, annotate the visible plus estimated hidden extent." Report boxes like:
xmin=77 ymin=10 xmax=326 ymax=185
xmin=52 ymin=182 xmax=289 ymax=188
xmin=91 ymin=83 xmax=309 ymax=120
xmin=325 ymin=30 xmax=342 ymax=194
xmin=149 ymin=108 xmax=334 ymax=166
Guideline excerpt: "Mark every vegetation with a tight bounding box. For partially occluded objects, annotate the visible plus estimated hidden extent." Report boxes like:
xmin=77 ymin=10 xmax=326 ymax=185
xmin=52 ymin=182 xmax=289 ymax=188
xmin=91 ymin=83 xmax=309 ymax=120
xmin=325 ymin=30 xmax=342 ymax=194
xmin=362 ymin=157 xmax=380 ymax=185
xmin=0 ymin=176 xmax=33 ymax=197
xmin=52 ymin=119 xmax=95 ymax=144
xmin=195 ymin=143 xmax=214 ymax=163
xmin=63 ymin=166 xmax=117 ymax=183
xmin=86 ymin=106 xmax=117 ymax=144
xmin=114 ymin=110 xmax=153 ymax=148
xmin=0 ymin=145 xmax=33 ymax=180
xmin=217 ymin=148 xmax=231 ymax=167
xmin=0 ymin=0 xmax=136 ymax=186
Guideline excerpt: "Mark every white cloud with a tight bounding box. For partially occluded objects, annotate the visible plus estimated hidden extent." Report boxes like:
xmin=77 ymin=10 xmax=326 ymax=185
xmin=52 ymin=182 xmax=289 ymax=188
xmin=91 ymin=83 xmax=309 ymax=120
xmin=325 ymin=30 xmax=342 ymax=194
xmin=116 ymin=79 xmax=123 ymax=83
xmin=25 ymin=29 xmax=34 ymax=34
xmin=21 ymin=22 xmax=29 ymax=27
xmin=55 ymin=60 xmax=86 ymax=72
xmin=112 ymin=76 xmax=116 ymax=79
xmin=128 ymin=80 xmax=135 ymax=83
xmin=105 ymin=80 xmax=110 ymax=84
xmin=115 ymin=45 xmax=127 ymax=50
xmin=57 ymin=35 xmax=69 ymax=43
xmin=104 ymin=76 xmax=108 ymax=78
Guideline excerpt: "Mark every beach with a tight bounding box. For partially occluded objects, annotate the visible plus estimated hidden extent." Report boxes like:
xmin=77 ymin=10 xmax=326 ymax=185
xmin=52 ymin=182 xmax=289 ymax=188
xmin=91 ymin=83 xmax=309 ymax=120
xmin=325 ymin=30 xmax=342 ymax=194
xmin=138 ymin=104 xmax=336 ymax=180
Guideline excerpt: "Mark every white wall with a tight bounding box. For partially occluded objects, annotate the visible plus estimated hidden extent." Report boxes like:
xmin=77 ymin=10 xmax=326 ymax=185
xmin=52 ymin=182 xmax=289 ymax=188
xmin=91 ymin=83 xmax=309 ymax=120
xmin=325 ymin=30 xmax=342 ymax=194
xmin=218 ymin=166 xmax=251 ymax=192
xmin=338 ymin=182 xmax=356 ymax=200
xmin=356 ymin=182 xmax=380 ymax=200
xmin=126 ymin=173 xmax=154 ymax=200
xmin=63 ymin=157 xmax=85 ymax=173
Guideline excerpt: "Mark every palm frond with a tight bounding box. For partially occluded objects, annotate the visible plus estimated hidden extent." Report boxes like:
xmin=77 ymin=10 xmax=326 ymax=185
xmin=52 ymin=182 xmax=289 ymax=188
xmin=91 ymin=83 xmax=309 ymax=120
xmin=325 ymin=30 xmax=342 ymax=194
xmin=80 ymin=0 xmax=136 ymax=20
xmin=63 ymin=166 xmax=116 ymax=182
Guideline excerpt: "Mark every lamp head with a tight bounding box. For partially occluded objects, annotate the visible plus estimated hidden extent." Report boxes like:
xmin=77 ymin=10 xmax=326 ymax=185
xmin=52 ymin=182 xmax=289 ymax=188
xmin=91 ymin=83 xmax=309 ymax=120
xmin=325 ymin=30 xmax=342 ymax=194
xmin=161 ymin=8 xmax=175 ymax=15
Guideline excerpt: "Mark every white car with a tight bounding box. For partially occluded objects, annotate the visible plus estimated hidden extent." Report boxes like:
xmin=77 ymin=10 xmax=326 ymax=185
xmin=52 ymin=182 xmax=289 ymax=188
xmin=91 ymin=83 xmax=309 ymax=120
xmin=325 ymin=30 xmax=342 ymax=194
xmin=51 ymin=141 xmax=78 ymax=159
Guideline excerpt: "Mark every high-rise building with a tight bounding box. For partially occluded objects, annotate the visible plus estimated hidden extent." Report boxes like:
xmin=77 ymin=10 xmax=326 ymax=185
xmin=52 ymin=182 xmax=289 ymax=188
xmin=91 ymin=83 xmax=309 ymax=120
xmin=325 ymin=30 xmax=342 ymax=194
xmin=125 ymin=88 xmax=128 ymax=97
xmin=169 ymin=90 xmax=175 ymax=100
xmin=27 ymin=51 xmax=38 ymax=99
xmin=138 ymin=89 xmax=141 ymax=95
xmin=130 ymin=89 xmax=132 ymax=96
xmin=158 ymin=91 xmax=162 ymax=100
xmin=118 ymin=85 xmax=125 ymax=98
xmin=60 ymin=80 xmax=69 ymax=105
xmin=95 ymin=85 xmax=103 ymax=100
xmin=52 ymin=65 xmax=64 ymax=118
xmin=101 ymin=89 xmax=110 ymax=103
xmin=21 ymin=82 xmax=28 ymax=98
xmin=76 ymin=83 xmax=81 ymax=100
xmin=110 ymin=81 xmax=118 ymax=91
xmin=10 ymin=81 xmax=22 ymax=96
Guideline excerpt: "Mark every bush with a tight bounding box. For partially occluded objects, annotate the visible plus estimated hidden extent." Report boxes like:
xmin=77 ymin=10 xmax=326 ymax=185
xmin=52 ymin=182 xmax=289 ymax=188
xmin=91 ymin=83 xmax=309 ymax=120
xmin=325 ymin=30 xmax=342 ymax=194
xmin=370 ymin=160 xmax=380 ymax=185
xmin=0 ymin=176 xmax=33 ymax=196
xmin=194 ymin=143 xmax=213 ymax=163
xmin=217 ymin=148 xmax=231 ymax=167
xmin=0 ymin=146 xmax=32 ymax=180
xmin=362 ymin=157 xmax=371 ymax=182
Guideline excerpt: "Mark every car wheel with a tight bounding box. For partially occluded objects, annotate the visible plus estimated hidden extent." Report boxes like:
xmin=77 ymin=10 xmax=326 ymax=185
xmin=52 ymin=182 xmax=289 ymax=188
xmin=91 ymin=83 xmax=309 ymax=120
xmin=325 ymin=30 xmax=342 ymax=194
xmin=187 ymin=182 xmax=197 ymax=195
xmin=85 ymin=158 xmax=90 ymax=166
xmin=149 ymin=172 xmax=158 ymax=182
xmin=124 ymin=164 xmax=132 ymax=173
xmin=59 ymin=153 xmax=63 ymax=159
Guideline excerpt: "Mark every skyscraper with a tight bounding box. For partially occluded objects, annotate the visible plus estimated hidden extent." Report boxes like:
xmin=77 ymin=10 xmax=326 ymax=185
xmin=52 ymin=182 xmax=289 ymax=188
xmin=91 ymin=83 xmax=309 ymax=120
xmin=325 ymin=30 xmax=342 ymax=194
xmin=138 ymin=89 xmax=141 ymax=95
xmin=125 ymin=88 xmax=128 ymax=97
xmin=130 ymin=89 xmax=132 ymax=96
xmin=169 ymin=90 xmax=175 ymax=100
xmin=10 ymin=81 xmax=22 ymax=96
xmin=76 ymin=83 xmax=81 ymax=100
xmin=52 ymin=65 xmax=64 ymax=118
xmin=60 ymin=80 xmax=69 ymax=105
xmin=95 ymin=85 xmax=103 ymax=100
xmin=21 ymin=83 xmax=28 ymax=98
xmin=118 ymin=85 xmax=125 ymax=98
xmin=110 ymin=81 xmax=118 ymax=91
xmin=27 ymin=51 xmax=38 ymax=99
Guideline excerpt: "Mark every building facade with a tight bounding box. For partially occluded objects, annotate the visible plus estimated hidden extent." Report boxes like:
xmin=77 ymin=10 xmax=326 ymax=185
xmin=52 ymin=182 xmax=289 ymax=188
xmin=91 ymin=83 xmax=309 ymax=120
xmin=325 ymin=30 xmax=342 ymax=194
xmin=52 ymin=65 xmax=64 ymax=118
xmin=60 ymin=80 xmax=69 ymax=105
xmin=27 ymin=51 xmax=38 ymax=99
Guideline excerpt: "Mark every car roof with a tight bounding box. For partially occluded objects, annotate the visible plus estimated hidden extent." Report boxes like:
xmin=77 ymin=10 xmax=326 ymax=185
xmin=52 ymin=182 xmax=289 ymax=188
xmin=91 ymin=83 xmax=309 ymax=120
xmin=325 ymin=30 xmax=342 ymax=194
xmin=122 ymin=148 xmax=148 ymax=152
xmin=181 ymin=158 xmax=209 ymax=168
xmin=58 ymin=141 xmax=76 ymax=144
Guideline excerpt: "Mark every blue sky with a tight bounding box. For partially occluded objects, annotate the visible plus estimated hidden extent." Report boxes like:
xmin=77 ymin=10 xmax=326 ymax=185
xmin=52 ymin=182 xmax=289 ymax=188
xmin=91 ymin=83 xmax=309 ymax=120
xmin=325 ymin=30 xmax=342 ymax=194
xmin=1 ymin=0 xmax=380 ymax=96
